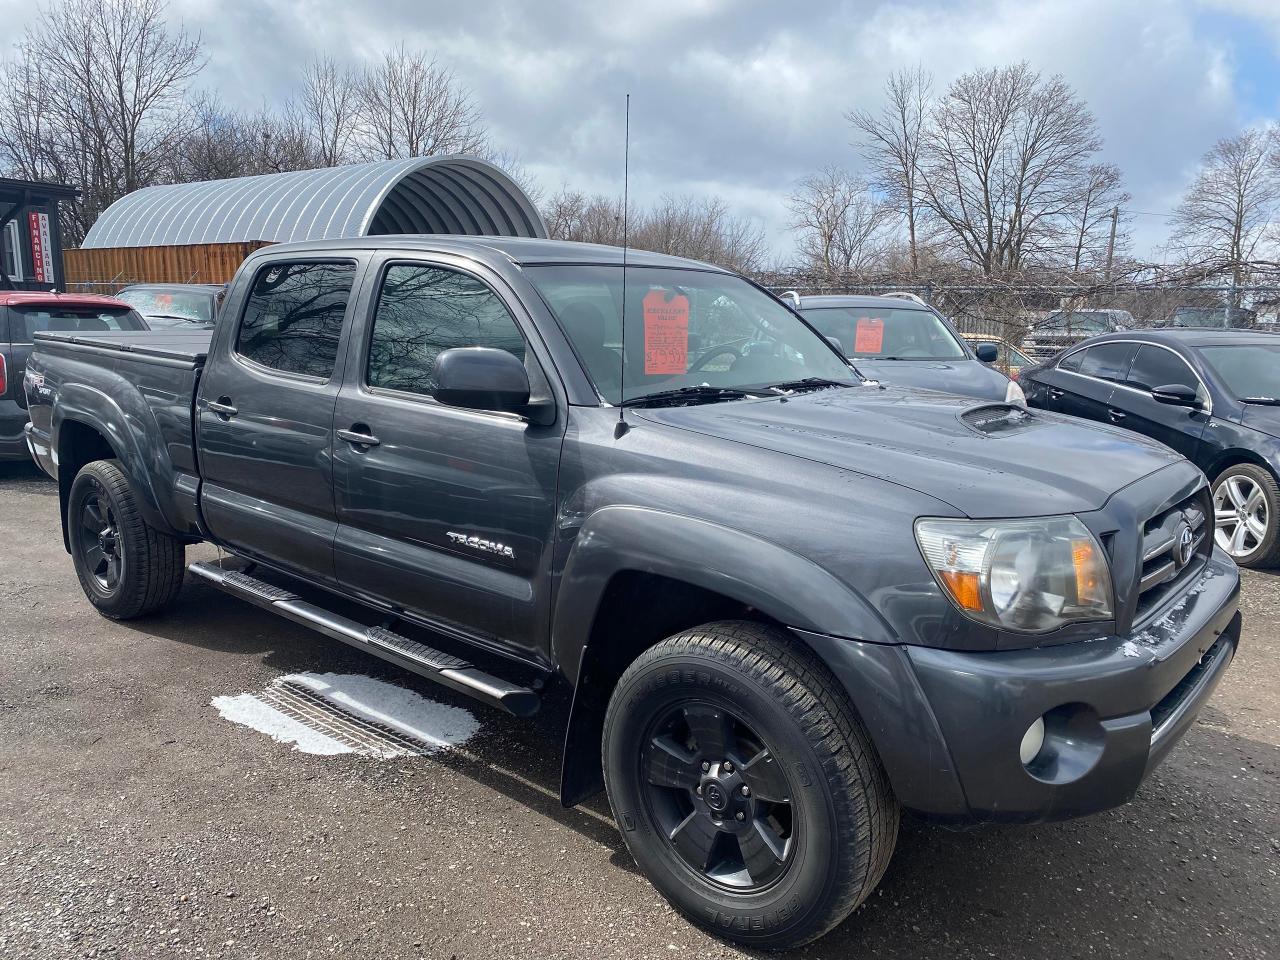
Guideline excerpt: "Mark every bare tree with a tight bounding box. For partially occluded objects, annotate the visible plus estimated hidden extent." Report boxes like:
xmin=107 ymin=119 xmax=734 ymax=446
xmin=848 ymin=66 xmax=931 ymax=270
xmin=1062 ymin=162 xmax=1130 ymax=273
xmin=2 ymin=0 xmax=205 ymax=242
xmin=175 ymin=95 xmax=321 ymax=182
xmin=300 ymin=55 xmax=361 ymax=167
xmin=786 ymin=165 xmax=891 ymax=275
xmin=916 ymin=63 xmax=1104 ymax=275
xmin=542 ymin=189 xmax=627 ymax=245
xmin=357 ymin=44 xmax=489 ymax=160
xmin=1170 ymin=126 xmax=1280 ymax=290
xmin=633 ymin=195 xmax=767 ymax=272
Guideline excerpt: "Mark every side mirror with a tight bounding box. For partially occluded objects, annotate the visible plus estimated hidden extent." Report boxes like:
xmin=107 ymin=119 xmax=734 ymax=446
xmin=434 ymin=347 xmax=531 ymax=415
xmin=975 ymin=342 xmax=999 ymax=363
xmin=1151 ymin=383 xmax=1199 ymax=408
xmin=825 ymin=335 xmax=845 ymax=355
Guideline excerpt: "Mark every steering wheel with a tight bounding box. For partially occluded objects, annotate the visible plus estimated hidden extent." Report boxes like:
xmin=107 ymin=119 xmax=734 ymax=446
xmin=689 ymin=340 xmax=747 ymax=372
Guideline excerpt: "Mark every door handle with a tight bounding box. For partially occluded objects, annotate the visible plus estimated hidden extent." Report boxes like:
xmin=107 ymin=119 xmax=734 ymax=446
xmin=1048 ymin=387 xmax=1064 ymax=399
xmin=337 ymin=426 xmax=381 ymax=447
xmin=1108 ymin=408 xmax=1126 ymax=421
xmin=206 ymin=397 xmax=237 ymax=418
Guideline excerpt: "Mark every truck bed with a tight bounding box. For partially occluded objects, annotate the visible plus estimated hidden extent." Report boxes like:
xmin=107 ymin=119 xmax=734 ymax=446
xmin=32 ymin=329 xmax=211 ymax=365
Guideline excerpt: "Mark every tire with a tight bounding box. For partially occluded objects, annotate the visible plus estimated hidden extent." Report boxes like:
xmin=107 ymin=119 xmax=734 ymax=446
xmin=602 ymin=621 xmax=898 ymax=950
xmin=67 ymin=459 xmax=186 ymax=619
xmin=1211 ymin=463 xmax=1280 ymax=568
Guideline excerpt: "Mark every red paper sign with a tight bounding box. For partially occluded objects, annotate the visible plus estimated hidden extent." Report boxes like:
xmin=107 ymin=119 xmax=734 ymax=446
xmin=854 ymin=317 xmax=884 ymax=353
xmin=643 ymin=289 xmax=690 ymax=375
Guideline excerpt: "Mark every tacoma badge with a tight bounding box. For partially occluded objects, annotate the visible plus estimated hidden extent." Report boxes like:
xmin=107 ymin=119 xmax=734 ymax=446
xmin=447 ymin=531 xmax=515 ymax=559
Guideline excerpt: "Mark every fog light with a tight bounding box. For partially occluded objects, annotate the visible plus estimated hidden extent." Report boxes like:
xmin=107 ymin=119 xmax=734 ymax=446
xmin=1020 ymin=717 xmax=1046 ymax=765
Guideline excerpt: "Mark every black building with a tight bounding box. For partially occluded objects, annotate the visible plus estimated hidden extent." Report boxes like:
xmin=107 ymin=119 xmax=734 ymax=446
xmin=1 ymin=177 xmax=78 ymax=291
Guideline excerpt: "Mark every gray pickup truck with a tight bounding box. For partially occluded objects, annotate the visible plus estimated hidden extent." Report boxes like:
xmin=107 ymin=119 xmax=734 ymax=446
xmin=24 ymin=237 xmax=1241 ymax=949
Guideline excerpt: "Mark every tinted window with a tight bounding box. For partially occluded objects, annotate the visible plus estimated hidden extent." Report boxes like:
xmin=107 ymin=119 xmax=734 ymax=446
xmin=236 ymin=261 xmax=355 ymax=378
xmin=1126 ymin=345 xmax=1197 ymax=392
xmin=1058 ymin=349 xmax=1086 ymax=372
xmin=1076 ymin=342 xmax=1134 ymax=382
xmin=1198 ymin=343 xmax=1280 ymax=400
xmin=11 ymin=306 xmax=147 ymax=341
xmin=366 ymin=265 xmax=525 ymax=396
xmin=800 ymin=306 xmax=966 ymax=359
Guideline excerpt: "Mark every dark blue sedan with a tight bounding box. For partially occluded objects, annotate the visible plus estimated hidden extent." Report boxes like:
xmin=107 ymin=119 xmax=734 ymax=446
xmin=1022 ymin=329 xmax=1280 ymax=567
xmin=792 ymin=294 xmax=1023 ymax=404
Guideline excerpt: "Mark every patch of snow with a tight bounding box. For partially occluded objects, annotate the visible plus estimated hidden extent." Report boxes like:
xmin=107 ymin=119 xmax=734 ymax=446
xmin=212 ymin=672 xmax=480 ymax=757
xmin=1121 ymin=641 xmax=1143 ymax=658
xmin=212 ymin=691 xmax=350 ymax=755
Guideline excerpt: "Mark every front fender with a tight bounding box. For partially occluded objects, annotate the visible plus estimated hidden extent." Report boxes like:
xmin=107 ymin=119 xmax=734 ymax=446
xmin=550 ymin=505 xmax=895 ymax=684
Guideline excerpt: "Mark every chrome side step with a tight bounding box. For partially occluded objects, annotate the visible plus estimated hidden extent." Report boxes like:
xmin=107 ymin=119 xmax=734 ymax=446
xmin=189 ymin=560 xmax=540 ymax=717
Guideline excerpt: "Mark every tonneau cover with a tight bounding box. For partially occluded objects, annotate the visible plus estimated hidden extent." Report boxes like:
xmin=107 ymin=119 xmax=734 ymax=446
xmin=33 ymin=329 xmax=211 ymax=364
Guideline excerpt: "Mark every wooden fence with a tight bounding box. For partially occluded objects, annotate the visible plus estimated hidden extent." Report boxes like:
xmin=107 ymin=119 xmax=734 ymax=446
xmin=63 ymin=241 xmax=273 ymax=292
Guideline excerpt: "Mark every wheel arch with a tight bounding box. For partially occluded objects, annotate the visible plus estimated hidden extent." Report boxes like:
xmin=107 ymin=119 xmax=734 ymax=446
xmin=1203 ymin=447 xmax=1278 ymax=484
xmin=553 ymin=506 xmax=895 ymax=807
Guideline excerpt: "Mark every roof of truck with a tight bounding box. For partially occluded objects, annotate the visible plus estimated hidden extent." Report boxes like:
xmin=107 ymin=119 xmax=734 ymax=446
xmin=250 ymin=235 xmax=734 ymax=273
xmin=0 ymin=291 xmax=130 ymax=309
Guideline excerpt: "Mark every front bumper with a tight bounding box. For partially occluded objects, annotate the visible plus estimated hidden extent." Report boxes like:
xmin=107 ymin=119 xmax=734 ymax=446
xmin=797 ymin=549 xmax=1240 ymax=823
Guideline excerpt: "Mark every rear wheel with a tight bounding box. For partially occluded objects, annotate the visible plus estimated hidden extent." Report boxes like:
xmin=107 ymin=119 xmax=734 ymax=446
xmin=68 ymin=459 xmax=185 ymax=619
xmin=602 ymin=621 xmax=897 ymax=950
xmin=1212 ymin=463 xmax=1280 ymax=568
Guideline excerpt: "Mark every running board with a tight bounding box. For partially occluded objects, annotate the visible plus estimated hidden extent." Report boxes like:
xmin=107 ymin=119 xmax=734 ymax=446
xmin=188 ymin=561 xmax=540 ymax=717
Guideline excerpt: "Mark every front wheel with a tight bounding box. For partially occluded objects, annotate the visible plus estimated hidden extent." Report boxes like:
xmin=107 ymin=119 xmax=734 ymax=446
xmin=602 ymin=621 xmax=898 ymax=950
xmin=68 ymin=459 xmax=186 ymax=619
xmin=1212 ymin=463 xmax=1280 ymax=568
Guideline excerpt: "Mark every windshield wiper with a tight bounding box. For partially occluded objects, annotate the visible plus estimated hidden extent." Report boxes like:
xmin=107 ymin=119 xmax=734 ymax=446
xmin=764 ymin=377 xmax=852 ymax=394
xmin=146 ymin=313 xmax=209 ymax=324
xmin=1241 ymin=396 xmax=1280 ymax=405
xmin=620 ymin=384 xmax=772 ymax=407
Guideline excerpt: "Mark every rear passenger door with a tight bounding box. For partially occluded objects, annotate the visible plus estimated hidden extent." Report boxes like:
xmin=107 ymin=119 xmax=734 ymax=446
xmin=1051 ymin=341 xmax=1137 ymax=425
xmin=331 ymin=255 xmax=565 ymax=661
xmin=1113 ymin=343 xmax=1209 ymax=462
xmin=196 ymin=257 xmax=365 ymax=582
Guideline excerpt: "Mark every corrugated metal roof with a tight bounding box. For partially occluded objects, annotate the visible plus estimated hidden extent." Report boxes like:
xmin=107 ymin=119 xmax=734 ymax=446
xmin=81 ymin=155 xmax=546 ymax=249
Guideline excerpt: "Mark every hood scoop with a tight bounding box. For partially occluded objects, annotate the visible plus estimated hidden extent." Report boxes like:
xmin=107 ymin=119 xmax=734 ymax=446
xmin=960 ymin=403 xmax=1037 ymax=436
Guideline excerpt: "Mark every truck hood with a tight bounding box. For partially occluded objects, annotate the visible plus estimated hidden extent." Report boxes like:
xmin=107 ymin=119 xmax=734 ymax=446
xmin=635 ymin=385 xmax=1182 ymax=518
xmin=853 ymin=357 xmax=1009 ymax=401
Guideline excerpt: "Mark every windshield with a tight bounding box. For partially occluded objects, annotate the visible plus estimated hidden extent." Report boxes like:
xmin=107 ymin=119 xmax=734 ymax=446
xmin=1198 ymin=344 xmax=1280 ymax=400
xmin=117 ymin=288 xmax=215 ymax=323
xmin=12 ymin=305 xmax=147 ymax=341
xmin=525 ymin=265 xmax=854 ymax=403
xmin=1039 ymin=312 xmax=1109 ymax=333
xmin=800 ymin=306 xmax=966 ymax=360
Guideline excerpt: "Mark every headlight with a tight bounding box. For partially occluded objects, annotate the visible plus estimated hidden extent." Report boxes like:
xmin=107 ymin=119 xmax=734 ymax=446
xmin=1005 ymin=379 xmax=1026 ymax=405
xmin=915 ymin=516 xmax=1113 ymax=633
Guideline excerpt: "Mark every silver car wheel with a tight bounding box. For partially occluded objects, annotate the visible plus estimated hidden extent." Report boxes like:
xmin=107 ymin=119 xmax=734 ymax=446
xmin=1213 ymin=473 xmax=1269 ymax=558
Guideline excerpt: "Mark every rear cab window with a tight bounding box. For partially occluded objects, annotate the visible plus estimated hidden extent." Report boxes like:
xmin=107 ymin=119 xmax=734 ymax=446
xmin=11 ymin=305 xmax=148 ymax=341
xmin=235 ymin=261 xmax=356 ymax=379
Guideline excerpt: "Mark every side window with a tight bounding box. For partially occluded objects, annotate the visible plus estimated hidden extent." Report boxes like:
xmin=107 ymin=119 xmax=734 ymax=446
xmin=1058 ymin=349 xmax=1085 ymax=373
xmin=1126 ymin=345 xmax=1198 ymax=393
xmin=2 ymin=220 xmax=22 ymax=281
xmin=1076 ymin=342 xmax=1134 ymax=382
xmin=236 ymin=261 xmax=355 ymax=378
xmin=366 ymin=264 xmax=526 ymax=396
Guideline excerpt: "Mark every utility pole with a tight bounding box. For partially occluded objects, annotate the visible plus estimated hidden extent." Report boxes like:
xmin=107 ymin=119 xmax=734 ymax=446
xmin=1104 ymin=205 xmax=1119 ymax=281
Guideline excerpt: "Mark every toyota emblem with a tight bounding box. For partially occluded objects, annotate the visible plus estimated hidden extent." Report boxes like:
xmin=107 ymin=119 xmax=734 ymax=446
xmin=1173 ymin=522 xmax=1195 ymax=568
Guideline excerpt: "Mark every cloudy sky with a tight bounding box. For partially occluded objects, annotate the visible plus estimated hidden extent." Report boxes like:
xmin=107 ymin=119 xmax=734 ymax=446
xmin=3 ymin=0 xmax=1279 ymax=260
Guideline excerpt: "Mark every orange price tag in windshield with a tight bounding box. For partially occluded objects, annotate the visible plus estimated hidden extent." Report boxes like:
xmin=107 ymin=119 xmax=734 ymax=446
xmin=854 ymin=317 xmax=884 ymax=353
xmin=157 ymin=293 xmax=173 ymax=307
xmin=643 ymin=289 xmax=690 ymax=375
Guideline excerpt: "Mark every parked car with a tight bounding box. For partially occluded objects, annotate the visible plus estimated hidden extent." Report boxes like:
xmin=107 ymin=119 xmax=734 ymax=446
xmin=1022 ymin=328 xmax=1280 ymax=567
xmin=115 ymin=283 xmax=224 ymax=329
xmin=1162 ymin=305 xmax=1257 ymax=329
xmin=26 ymin=238 xmax=1240 ymax=949
xmin=1 ymin=291 xmax=147 ymax=461
xmin=1023 ymin=308 xmax=1133 ymax=359
xmin=962 ymin=334 xmax=1034 ymax=381
xmin=791 ymin=293 xmax=1024 ymax=403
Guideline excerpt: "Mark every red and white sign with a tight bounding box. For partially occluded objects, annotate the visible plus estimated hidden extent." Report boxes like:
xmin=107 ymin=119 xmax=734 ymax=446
xmin=642 ymin=288 xmax=690 ymax=375
xmin=28 ymin=211 xmax=55 ymax=283
xmin=854 ymin=317 xmax=885 ymax=353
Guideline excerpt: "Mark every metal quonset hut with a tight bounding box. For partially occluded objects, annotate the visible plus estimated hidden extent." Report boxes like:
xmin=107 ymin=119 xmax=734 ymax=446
xmin=67 ymin=155 xmax=546 ymax=286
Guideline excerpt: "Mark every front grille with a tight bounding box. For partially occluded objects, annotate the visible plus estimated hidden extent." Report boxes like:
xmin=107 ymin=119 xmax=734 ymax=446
xmin=1133 ymin=490 xmax=1212 ymax=623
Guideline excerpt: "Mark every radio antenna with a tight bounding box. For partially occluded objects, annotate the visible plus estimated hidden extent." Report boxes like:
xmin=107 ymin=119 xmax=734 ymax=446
xmin=615 ymin=93 xmax=631 ymax=439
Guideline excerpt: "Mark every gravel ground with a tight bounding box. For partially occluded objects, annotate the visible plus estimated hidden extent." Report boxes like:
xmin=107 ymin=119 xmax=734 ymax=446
xmin=0 ymin=459 xmax=1276 ymax=959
